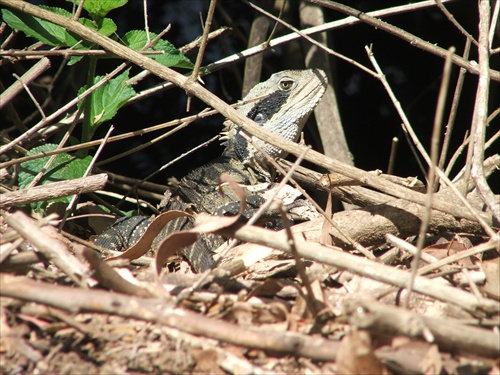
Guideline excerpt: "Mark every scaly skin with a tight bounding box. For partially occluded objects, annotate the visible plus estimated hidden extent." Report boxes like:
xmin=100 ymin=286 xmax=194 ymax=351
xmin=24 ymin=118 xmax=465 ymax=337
xmin=96 ymin=69 xmax=327 ymax=272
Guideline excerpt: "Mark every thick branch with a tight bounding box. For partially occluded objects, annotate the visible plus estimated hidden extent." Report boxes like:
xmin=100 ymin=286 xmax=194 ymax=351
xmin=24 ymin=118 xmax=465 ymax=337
xmin=0 ymin=275 xmax=340 ymax=362
xmin=0 ymin=173 xmax=108 ymax=209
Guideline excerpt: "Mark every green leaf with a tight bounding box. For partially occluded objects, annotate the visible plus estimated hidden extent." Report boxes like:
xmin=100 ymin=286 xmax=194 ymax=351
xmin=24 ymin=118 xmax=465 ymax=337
xmin=123 ymin=30 xmax=195 ymax=69
xmin=68 ymin=0 xmax=128 ymax=18
xmin=19 ymin=144 xmax=92 ymax=212
xmin=77 ymin=69 xmax=136 ymax=128
xmin=65 ymin=17 xmax=117 ymax=65
xmin=2 ymin=7 xmax=72 ymax=46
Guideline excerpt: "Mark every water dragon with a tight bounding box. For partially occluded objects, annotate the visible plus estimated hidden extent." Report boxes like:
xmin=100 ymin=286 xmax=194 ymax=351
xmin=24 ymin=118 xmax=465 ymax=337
xmin=96 ymin=69 xmax=327 ymax=272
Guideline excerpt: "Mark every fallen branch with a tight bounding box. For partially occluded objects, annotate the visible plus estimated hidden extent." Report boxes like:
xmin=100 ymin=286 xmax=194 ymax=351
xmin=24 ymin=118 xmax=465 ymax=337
xmin=0 ymin=274 xmax=340 ymax=362
xmin=200 ymin=217 xmax=499 ymax=316
xmin=3 ymin=211 xmax=89 ymax=285
xmin=0 ymin=173 xmax=108 ymax=209
xmin=345 ymin=299 xmax=500 ymax=358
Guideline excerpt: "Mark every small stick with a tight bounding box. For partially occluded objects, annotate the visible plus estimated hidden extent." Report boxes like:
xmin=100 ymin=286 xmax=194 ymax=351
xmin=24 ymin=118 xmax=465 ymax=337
xmin=387 ymin=137 xmax=398 ymax=175
xmin=0 ymin=57 xmax=51 ymax=110
xmin=438 ymin=40 xmax=471 ymax=178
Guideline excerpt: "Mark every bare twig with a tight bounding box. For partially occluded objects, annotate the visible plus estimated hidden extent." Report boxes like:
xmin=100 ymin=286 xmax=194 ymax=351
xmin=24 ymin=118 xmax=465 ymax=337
xmin=198 ymin=218 xmax=499 ymax=315
xmin=403 ymin=47 xmax=455 ymax=308
xmin=0 ymin=57 xmax=51 ymax=110
xmin=438 ymin=39 xmax=471 ymax=178
xmin=305 ymin=0 xmax=500 ymax=81
xmin=59 ymin=126 xmax=115 ymax=230
xmin=469 ymin=1 xmax=500 ymax=221
xmin=243 ymin=0 xmax=377 ymax=78
xmin=2 ymin=211 xmax=89 ymax=285
xmin=387 ymin=137 xmax=398 ymax=175
xmin=186 ymin=0 xmax=216 ymax=111
xmin=435 ymin=0 xmax=479 ymax=47
xmin=0 ymin=174 xmax=108 ymax=209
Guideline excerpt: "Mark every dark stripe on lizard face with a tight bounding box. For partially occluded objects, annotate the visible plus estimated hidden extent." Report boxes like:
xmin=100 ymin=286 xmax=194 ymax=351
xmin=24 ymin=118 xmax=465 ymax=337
xmin=234 ymin=90 xmax=290 ymax=162
xmin=246 ymin=90 xmax=290 ymax=125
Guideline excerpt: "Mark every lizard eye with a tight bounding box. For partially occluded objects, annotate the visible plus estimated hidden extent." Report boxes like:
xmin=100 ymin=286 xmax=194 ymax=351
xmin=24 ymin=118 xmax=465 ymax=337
xmin=279 ymin=78 xmax=294 ymax=91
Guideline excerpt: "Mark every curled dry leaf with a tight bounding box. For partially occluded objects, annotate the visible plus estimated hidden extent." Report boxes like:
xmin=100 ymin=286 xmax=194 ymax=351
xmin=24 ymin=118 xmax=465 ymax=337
xmin=107 ymin=210 xmax=192 ymax=262
xmin=154 ymin=174 xmax=247 ymax=275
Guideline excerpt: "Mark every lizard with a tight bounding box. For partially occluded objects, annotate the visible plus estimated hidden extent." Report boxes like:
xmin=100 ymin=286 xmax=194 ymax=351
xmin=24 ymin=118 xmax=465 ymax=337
xmin=95 ymin=69 xmax=327 ymax=272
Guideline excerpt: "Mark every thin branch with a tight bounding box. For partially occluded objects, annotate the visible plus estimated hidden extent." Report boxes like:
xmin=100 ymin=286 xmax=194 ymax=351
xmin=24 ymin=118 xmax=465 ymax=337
xmin=305 ymin=0 xmax=500 ymax=81
xmin=185 ymin=0 xmax=216 ymax=111
xmin=0 ymin=57 xmax=51 ymax=110
xmin=403 ymin=47 xmax=455 ymax=308
xmin=435 ymin=0 xmax=479 ymax=47
xmin=243 ymin=0 xmax=377 ymax=78
xmin=438 ymin=39 xmax=471 ymax=177
xmin=469 ymin=1 xmax=500 ymax=221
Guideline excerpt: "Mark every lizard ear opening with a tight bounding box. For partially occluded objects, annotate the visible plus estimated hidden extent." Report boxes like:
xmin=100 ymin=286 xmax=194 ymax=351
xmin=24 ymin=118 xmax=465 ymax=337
xmin=253 ymin=112 xmax=266 ymax=124
xmin=278 ymin=78 xmax=295 ymax=91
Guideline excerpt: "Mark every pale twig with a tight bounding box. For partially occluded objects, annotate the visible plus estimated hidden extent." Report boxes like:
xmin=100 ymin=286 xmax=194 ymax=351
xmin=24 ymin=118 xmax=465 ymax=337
xmin=96 ymin=114 xmax=199 ymax=166
xmin=186 ymin=0 xmax=216 ymax=111
xmin=27 ymin=103 xmax=85 ymax=189
xmin=489 ymin=0 xmax=500 ymax=49
xmin=306 ymin=0 xmax=500 ymax=81
xmin=70 ymin=0 xmax=85 ymax=21
xmin=243 ymin=0 xmax=377 ymax=78
xmin=417 ymin=239 xmax=500 ymax=277
xmin=0 ymin=57 xmax=51 ymax=110
xmin=469 ymin=1 xmax=500 ymax=221
xmin=365 ymin=45 xmax=432 ymax=172
xmin=438 ymin=39 xmax=471 ymax=178
xmin=0 ymin=49 xmax=165 ymax=58
xmin=403 ymin=47 xmax=455 ymax=308
xmin=266 ymin=0 xmax=285 ymax=45
xmin=488 ymin=107 xmax=500 ymax=124
xmin=445 ymin=132 xmax=470 ymax=178
xmin=485 ymin=130 xmax=500 ymax=149
xmin=385 ymin=234 xmax=438 ymax=264
xmin=278 ymin=203 xmax=319 ymax=317
xmin=435 ymin=162 xmax=498 ymax=239
xmin=143 ymin=0 xmax=150 ymax=45
xmin=435 ymin=0 xmax=479 ymax=47
xmin=12 ymin=73 xmax=46 ymax=120
xmin=59 ymin=126 xmax=115 ymax=231
xmin=387 ymin=137 xmax=398 ymax=175
xmin=1 ymin=30 xmax=16 ymax=50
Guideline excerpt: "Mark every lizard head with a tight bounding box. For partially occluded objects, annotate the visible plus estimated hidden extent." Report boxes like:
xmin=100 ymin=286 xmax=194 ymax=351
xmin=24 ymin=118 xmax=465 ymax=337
xmin=222 ymin=69 xmax=327 ymax=176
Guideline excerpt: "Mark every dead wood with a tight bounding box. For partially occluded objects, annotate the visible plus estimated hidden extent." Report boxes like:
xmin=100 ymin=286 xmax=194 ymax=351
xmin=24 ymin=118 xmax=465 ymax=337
xmin=344 ymin=299 xmax=500 ymax=358
xmin=3 ymin=211 xmax=89 ymax=285
xmin=0 ymin=274 xmax=341 ymax=362
xmin=202 ymin=217 xmax=499 ymax=316
xmin=0 ymin=173 xmax=108 ymax=209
